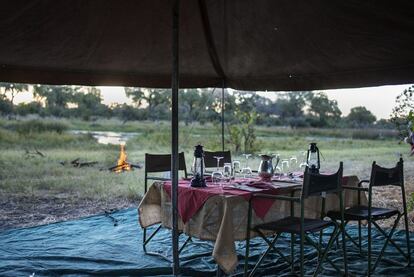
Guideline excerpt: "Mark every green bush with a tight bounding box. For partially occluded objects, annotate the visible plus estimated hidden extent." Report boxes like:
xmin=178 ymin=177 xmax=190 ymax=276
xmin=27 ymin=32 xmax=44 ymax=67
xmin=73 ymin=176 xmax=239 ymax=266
xmin=6 ymin=120 xmax=68 ymax=134
xmin=351 ymin=129 xmax=398 ymax=140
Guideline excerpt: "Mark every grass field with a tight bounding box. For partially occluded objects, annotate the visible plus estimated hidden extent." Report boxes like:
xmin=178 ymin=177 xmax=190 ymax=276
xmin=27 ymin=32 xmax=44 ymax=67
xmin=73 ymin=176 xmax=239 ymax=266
xmin=1 ymin=117 xmax=414 ymax=229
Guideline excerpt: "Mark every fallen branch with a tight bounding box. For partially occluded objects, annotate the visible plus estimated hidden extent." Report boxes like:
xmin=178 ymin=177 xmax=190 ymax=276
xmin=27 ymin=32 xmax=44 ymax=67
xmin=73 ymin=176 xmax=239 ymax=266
xmin=60 ymin=158 xmax=98 ymax=168
xmin=24 ymin=148 xmax=45 ymax=158
xmin=74 ymin=161 xmax=98 ymax=168
xmin=130 ymin=163 xmax=142 ymax=169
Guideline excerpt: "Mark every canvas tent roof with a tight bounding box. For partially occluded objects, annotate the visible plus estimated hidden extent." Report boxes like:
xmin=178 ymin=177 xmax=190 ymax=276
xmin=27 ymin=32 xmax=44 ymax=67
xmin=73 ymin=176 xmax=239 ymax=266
xmin=0 ymin=0 xmax=414 ymax=91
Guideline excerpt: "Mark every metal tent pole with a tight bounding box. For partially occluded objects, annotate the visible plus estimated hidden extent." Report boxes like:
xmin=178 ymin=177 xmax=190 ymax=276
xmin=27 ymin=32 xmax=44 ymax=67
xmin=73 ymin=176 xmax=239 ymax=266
xmin=221 ymin=81 xmax=225 ymax=151
xmin=171 ymin=0 xmax=180 ymax=275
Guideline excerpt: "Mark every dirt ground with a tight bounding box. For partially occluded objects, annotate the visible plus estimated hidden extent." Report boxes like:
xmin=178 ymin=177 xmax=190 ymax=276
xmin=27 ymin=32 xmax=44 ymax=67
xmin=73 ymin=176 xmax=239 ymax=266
xmin=0 ymin=193 xmax=138 ymax=231
xmin=1 ymin=178 xmax=414 ymax=232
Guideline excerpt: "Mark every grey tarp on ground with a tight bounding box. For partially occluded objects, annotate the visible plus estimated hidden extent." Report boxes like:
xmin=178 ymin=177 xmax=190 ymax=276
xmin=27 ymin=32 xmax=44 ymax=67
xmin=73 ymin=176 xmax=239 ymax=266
xmin=0 ymin=0 xmax=413 ymax=90
xmin=0 ymin=208 xmax=414 ymax=276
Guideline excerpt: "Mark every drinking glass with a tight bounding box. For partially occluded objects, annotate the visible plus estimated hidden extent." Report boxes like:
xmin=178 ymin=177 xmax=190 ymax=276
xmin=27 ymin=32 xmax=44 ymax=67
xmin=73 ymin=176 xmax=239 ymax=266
xmin=299 ymin=151 xmax=308 ymax=169
xmin=241 ymin=154 xmax=252 ymax=178
xmin=289 ymin=156 xmax=297 ymax=174
xmin=281 ymin=159 xmax=290 ymax=177
xmin=232 ymin=160 xmax=241 ymax=177
xmin=223 ymin=163 xmax=232 ymax=180
xmin=212 ymin=156 xmax=224 ymax=184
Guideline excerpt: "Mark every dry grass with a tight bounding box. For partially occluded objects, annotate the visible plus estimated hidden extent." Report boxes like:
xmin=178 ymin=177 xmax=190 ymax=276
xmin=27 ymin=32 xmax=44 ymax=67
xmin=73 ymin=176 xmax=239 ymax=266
xmin=1 ymin=118 xmax=414 ymax=231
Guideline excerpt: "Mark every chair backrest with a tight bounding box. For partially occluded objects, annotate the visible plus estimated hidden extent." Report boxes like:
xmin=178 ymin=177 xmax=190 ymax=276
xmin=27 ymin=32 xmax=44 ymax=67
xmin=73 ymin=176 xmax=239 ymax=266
xmin=302 ymin=162 xmax=343 ymax=199
xmin=370 ymin=158 xmax=403 ymax=187
xmin=145 ymin=152 xmax=187 ymax=176
xmin=203 ymin=150 xmax=232 ymax=168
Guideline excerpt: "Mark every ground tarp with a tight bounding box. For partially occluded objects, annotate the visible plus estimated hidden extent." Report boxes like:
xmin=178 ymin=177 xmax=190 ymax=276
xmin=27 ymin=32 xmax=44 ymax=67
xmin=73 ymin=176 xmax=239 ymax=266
xmin=0 ymin=208 xmax=414 ymax=276
xmin=0 ymin=1 xmax=414 ymax=90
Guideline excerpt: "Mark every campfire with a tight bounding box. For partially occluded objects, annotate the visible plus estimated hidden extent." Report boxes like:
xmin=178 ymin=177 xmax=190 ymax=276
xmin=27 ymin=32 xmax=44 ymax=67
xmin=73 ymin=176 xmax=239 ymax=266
xmin=111 ymin=144 xmax=133 ymax=173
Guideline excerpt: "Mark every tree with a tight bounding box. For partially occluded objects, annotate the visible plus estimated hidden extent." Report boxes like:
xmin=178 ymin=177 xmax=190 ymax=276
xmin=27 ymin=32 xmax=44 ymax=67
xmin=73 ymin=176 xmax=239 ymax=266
xmin=0 ymin=83 xmax=28 ymax=106
xmin=391 ymin=85 xmax=414 ymax=137
xmin=307 ymin=92 xmax=342 ymax=127
xmin=346 ymin=106 xmax=376 ymax=127
xmin=275 ymin=91 xmax=313 ymax=127
xmin=33 ymin=85 xmax=78 ymax=116
xmin=15 ymin=101 xmax=42 ymax=116
xmin=0 ymin=93 xmax=13 ymax=115
xmin=125 ymin=87 xmax=171 ymax=120
xmin=73 ymin=87 xmax=108 ymax=120
xmin=180 ymin=89 xmax=203 ymax=125
xmin=225 ymin=92 xmax=259 ymax=153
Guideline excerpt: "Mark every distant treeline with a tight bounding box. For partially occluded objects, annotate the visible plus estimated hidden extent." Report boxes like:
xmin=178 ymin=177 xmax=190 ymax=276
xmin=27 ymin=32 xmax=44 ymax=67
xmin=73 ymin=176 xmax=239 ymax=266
xmin=0 ymin=83 xmax=393 ymax=129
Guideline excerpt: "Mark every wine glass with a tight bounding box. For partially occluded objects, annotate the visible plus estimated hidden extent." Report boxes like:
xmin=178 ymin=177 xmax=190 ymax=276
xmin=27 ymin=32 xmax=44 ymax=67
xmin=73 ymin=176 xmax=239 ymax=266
xmin=299 ymin=151 xmax=308 ymax=169
xmin=290 ymin=156 xmax=298 ymax=175
xmin=223 ymin=163 xmax=232 ymax=182
xmin=281 ymin=159 xmax=290 ymax=177
xmin=232 ymin=160 xmax=241 ymax=177
xmin=241 ymin=154 xmax=252 ymax=178
xmin=212 ymin=156 xmax=224 ymax=184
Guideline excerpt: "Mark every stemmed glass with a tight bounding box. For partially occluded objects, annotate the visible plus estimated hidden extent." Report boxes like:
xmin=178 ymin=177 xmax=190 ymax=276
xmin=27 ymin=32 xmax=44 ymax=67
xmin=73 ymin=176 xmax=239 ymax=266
xmin=241 ymin=154 xmax=252 ymax=178
xmin=223 ymin=163 xmax=232 ymax=182
xmin=232 ymin=160 xmax=241 ymax=177
xmin=299 ymin=151 xmax=308 ymax=169
xmin=290 ymin=156 xmax=298 ymax=176
xmin=212 ymin=156 xmax=224 ymax=185
xmin=290 ymin=156 xmax=298 ymax=168
xmin=281 ymin=159 xmax=290 ymax=177
xmin=273 ymin=153 xmax=282 ymax=177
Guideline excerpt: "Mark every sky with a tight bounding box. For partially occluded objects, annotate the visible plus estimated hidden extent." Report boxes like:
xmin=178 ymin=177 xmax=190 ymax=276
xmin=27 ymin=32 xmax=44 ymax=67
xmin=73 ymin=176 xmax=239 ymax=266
xmin=13 ymin=84 xmax=413 ymax=120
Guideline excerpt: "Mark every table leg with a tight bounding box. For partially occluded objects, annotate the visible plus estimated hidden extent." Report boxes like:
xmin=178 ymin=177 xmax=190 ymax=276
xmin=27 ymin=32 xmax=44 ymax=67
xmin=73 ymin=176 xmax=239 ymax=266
xmin=216 ymin=266 xmax=224 ymax=277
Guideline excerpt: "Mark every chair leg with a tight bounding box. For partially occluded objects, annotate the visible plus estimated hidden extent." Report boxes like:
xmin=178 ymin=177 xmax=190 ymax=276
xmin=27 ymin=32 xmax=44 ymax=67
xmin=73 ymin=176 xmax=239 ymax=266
xmin=358 ymin=220 xmax=362 ymax=254
xmin=300 ymin=230 xmax=305 ymax=277
xmin=318 ymin=229 xmax=324 ymax=261
xmin=244 ymin=229 xmax=251 ymax=276
xmin=304 ymin=231 xmax=343 ymax=276
xmin=372 ymin=216 xmax=401 ymax=272
xmin=404 ymin=211 xmax=412 ymax=266
xmin=178 ymin=236 xmax=192 ymax=254
xmin=368 ymin=219 xmax=372 ymax=277
xmin=142 ymin=224 xmax=164 ymax=257
xmin=291 ymin=233 xmax=295 ymax=273
xmin=312 ymin=226 xmax=339 ymax=277
xmin=341 ymin=221 xmax=348 ymax=276
xmin=143 ymin=228 xmax=147 ymax=252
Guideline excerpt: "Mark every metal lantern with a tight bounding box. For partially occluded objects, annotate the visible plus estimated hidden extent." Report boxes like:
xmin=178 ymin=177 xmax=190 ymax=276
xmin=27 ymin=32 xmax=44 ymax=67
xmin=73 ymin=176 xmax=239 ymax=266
xmin=191 ymin=144 xmax=206 ymax=187
xmin=307 ymin=142 xmax=320 ymax=173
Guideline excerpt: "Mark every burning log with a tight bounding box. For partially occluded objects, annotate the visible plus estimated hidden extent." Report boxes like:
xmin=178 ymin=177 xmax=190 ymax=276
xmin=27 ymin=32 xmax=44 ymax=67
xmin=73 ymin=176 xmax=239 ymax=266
xmin=110 ymin=144 xmax=140 ymax=173
xmin=108 ymin=163 xmax=141 ymax=171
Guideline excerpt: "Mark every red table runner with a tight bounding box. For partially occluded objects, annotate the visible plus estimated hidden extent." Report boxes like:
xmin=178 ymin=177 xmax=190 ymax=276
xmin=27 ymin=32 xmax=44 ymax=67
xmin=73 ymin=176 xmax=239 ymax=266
xmin=163 ymin=178 xmax=294 ymax=223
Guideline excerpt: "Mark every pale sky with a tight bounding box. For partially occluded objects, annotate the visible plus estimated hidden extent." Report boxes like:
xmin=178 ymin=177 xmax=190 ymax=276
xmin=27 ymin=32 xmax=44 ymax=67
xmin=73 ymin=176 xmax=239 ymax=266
xmin=13 ymin=84 xmax=413 ymax=120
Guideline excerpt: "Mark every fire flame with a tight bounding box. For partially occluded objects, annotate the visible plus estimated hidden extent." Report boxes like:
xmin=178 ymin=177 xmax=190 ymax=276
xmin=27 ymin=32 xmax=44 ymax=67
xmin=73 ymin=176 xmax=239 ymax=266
xmin=114 ymin=144 xmax=132 ymax=173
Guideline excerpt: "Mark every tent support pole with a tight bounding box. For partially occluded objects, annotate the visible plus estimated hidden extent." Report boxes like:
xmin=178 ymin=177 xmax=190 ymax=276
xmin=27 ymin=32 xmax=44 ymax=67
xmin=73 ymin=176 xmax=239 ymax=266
xmin=171 ymin=0 xmax=180 ymax=275
xmin=221 ymin=81 xmax=225 ymax=151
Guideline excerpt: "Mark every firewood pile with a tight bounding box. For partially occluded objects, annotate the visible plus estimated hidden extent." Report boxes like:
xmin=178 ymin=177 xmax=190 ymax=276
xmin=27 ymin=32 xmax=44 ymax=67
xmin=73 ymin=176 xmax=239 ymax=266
xmin=59 ymin=144 xmax=141 ymax=172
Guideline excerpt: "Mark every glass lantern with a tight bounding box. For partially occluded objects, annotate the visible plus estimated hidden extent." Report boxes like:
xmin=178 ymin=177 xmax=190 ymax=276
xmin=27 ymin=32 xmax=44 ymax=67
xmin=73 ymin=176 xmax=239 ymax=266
xmin=307 ymin=142 xmax=320 ymax=173
xmin=191 ymin=144 xmax=206 ymax=187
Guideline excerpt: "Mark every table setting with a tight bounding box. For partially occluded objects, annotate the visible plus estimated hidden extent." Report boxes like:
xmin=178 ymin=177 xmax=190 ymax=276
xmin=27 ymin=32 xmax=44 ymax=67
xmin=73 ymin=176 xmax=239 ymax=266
xmin=138 ymin=143 xmax=367 ymax=273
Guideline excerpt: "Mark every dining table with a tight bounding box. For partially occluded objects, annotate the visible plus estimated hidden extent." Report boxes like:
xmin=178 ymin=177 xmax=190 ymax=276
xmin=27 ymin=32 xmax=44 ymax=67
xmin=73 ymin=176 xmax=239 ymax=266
xmin=138 ymin=175 xmax=367 ymax=274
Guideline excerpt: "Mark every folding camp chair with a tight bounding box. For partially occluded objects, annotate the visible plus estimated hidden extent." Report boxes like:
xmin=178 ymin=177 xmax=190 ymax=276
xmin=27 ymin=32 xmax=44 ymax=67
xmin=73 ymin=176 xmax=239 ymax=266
xmin=244 ymin=163 xmax=347 ymax=277
xmin=142 ymin=152 xmax=190 ymax=256
xmin=203 ymin=150 xmax=232 ymax=171
xmin=327 ymin=158 xmax=411 ymax=276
